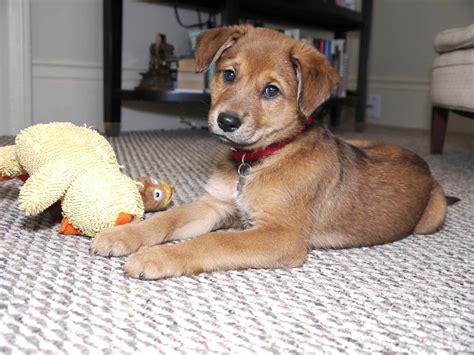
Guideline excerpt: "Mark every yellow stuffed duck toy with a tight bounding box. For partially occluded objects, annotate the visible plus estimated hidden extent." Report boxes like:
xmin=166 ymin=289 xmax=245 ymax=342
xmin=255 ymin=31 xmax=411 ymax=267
xmin=0 ymin=122 xmax=173 ymax=237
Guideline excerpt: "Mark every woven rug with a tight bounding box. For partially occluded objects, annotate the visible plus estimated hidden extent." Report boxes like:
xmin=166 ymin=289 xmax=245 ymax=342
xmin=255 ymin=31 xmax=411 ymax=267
xmin=1 ymin=126 xmax=473 ymax=353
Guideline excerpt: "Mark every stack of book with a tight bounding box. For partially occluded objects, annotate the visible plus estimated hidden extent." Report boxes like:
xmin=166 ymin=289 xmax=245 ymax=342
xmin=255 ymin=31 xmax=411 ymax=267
xmin=177 ymin=57 xmax=205 ymax=90
xmin=312 ymin=38 xmax=348 ymax=98
xmin=284 ymin=29 xmax=348 ymax=98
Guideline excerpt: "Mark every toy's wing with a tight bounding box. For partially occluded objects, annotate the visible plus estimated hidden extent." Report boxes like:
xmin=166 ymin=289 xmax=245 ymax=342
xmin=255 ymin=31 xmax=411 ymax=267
xmin=19 ymin=160 xmax=77 ymax=215
xmin=62 ymin=168 xmax=144 ymax=237
xmin=0 ymin=145 xmax=26 ymax=178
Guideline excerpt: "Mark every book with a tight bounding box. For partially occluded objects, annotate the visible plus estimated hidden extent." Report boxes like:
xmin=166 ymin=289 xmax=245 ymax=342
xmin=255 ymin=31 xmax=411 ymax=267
xmin=177 ymin=80 xmax=205 ymax=90
xmin=173 ymin=88 xmax=207 ymax=93
xmin=177 ymin=71 xmax=204 ymax=81
xmin=177 ymin=74 xmax=205 ymax=89
xmin=178 ymin=57 xmax=197 ymax=72
xmin=177 ymin=56 xmax=206 ymax=89
xmin=311 ymin=37 xmax=348 ymax=97
xmin=332 ymin=39 xmax=347 ymax=97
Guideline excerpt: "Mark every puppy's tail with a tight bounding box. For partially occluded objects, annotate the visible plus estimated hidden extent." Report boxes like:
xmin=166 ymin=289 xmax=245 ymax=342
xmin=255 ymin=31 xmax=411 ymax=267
xmin=446 ymin=196 xmax=460 ymax=206
xmin=414 ymin=179 xmax=447 ymax=235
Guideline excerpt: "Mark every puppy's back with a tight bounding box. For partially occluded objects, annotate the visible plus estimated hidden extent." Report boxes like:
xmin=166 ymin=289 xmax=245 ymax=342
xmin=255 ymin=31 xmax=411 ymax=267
xmin=309 ymin=135 xmax=435 ymax=248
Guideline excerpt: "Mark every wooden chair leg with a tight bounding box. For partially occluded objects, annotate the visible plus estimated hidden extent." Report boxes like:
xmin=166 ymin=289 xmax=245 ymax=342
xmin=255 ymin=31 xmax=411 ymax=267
xmin=430 ymin=106 xmax=449 ymax=154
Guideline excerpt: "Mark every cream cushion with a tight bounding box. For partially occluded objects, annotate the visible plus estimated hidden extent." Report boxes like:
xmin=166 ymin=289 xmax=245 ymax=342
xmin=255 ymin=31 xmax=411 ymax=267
xmin=434 ymin=23 xmax=474 ymax=53
xmin=431 ymin=24 xmax=474 ymax=112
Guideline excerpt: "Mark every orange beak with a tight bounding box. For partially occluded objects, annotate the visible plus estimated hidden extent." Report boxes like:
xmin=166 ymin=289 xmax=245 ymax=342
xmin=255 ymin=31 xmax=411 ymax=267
xmin=59 ymin=217 xmax=81 ymax=235
xmin=0 ymin=174 xmax=29 ymax=182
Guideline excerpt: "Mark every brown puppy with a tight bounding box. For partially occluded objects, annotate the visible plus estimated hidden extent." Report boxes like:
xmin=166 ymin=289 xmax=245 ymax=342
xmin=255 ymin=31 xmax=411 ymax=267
xmin=91 ymin=26 xmax=447 ymax=279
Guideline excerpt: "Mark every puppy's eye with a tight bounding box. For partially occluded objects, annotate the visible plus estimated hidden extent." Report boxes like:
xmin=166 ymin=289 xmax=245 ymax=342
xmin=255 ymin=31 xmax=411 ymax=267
xmin=263 ymin=85 xmax=280 ymax=99
xmin=153 ymin=189 xmax=163 ymax=201
xmin=223 ymin=70 xmax=236 ymax=83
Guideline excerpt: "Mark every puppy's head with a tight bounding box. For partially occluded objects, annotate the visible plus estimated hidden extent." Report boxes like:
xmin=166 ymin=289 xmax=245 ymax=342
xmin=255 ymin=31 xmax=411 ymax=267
xmin=195 ymin=26 xmax=339 ymax=150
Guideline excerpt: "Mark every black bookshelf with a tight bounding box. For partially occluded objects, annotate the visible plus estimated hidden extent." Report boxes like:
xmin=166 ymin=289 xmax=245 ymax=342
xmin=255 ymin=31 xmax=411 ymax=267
xmin=103 ymin=0 xmax=373 ymax=136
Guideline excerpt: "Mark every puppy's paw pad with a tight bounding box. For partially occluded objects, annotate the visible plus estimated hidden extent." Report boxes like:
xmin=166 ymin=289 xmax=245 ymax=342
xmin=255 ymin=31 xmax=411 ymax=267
xmin=124 ymin=248 xmax=180 ymax=280
xmin=91 ymin=226 xmax=142 ymax=257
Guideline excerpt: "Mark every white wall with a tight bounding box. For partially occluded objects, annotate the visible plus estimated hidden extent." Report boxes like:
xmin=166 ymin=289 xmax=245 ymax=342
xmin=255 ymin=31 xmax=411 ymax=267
xmin=0 ymin=1 xmax=9 ymax=135
xmin=365 ymin=0 xmax=474 ymax=133
xmin=30 ymin=0 xmax=210 ymax=134
xmin=0 ymin=0 xmax=33 ymax=136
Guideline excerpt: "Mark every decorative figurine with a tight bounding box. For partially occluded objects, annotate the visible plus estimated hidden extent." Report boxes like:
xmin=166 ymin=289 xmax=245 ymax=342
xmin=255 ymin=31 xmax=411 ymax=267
xmin=136 ymin=33 xmax=176 ymax=91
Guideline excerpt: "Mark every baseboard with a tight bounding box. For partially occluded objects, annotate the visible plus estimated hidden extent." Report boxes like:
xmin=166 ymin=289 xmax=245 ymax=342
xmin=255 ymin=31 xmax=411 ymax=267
xmin=348 ymin=76 xmax=431 ymax=93
xmin=32 ymin=59 xmax=145 ymax=88
xmin=369 ymin=76 xmax=430 ymax=92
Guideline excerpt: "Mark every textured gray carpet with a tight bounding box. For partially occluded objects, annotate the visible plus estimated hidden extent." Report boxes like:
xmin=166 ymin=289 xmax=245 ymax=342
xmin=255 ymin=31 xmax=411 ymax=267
xmin=1 ymin=126 xmax=473 ymax=353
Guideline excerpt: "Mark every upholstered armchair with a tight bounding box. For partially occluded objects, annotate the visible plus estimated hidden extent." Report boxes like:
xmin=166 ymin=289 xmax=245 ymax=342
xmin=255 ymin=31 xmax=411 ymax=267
xmin=430 ymin=24 xmax=474 ymax=154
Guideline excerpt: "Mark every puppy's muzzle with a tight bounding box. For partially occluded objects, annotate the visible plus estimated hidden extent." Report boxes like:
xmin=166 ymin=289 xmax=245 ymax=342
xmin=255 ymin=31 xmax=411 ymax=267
xmin=217 ymin=112 xmax=242 ymax=132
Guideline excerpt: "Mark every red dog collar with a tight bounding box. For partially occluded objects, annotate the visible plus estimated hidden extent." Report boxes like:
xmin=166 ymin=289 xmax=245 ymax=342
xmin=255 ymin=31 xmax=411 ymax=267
xmin=231 ymin=116 xmax=313 ymax=162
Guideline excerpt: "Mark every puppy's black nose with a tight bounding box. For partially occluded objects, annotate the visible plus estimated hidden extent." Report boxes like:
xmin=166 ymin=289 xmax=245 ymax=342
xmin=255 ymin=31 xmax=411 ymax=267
xmin=217 ymin=112 xmax=242 ymax=132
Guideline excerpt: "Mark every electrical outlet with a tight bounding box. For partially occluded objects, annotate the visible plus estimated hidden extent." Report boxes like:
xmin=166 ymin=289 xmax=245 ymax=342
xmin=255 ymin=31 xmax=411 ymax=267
xmin=367 ymin=95 xmax=381 ymax=120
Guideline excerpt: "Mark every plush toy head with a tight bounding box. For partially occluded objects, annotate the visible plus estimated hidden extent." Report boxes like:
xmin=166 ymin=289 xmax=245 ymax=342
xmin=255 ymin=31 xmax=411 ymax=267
xmin=135 ymin=176 xmax=174 ymax=212
xmin=0 ymin=122 xmax=146 ymax=237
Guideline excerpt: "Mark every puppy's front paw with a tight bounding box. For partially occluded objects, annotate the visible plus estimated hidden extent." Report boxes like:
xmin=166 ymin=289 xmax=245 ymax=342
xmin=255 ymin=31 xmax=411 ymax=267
xmin=91 ymin=224 xmax=143 ymax=257
xmin=124 ymin=246 xmax=185 ymax=280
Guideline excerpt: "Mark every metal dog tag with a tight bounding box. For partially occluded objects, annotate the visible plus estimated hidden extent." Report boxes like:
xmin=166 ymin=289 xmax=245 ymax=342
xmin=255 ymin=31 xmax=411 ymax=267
xmin=237 ymin=163 xmax=250 ymax=193
xmin=238 ymin=153 xmax=251 ymax=177
xmin=238 ymin=162 xmax=251 ymax=177
xmin=237 ymin=153 xmax=250 ymax=193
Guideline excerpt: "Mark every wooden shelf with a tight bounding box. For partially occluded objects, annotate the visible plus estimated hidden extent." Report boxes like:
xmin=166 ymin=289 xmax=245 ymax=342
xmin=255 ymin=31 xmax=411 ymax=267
xmin=119 ymin=89 xmax=211 ymax=104
xmin=118 ymin=88 xmax=357 ymax=111
xmin=103 ymin=0 xmax=373 ymax=135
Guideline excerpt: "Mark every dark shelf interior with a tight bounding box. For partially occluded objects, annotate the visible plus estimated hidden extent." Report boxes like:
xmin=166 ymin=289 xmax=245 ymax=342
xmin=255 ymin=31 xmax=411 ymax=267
xmin=152 ymin=0 xmax=363 ymax=31
xmin=119 ymin=89 xmax=358 ymax=110
xmin=119 ymin=89 xmax=211 ymax=104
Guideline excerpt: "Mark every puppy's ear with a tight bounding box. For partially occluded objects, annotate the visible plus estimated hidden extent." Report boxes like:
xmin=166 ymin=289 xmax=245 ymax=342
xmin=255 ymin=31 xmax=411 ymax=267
xmin=290 ymin=43 xmax=340 ymax=116
xmin=195 ymin=26 xmax=248 ymax=73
